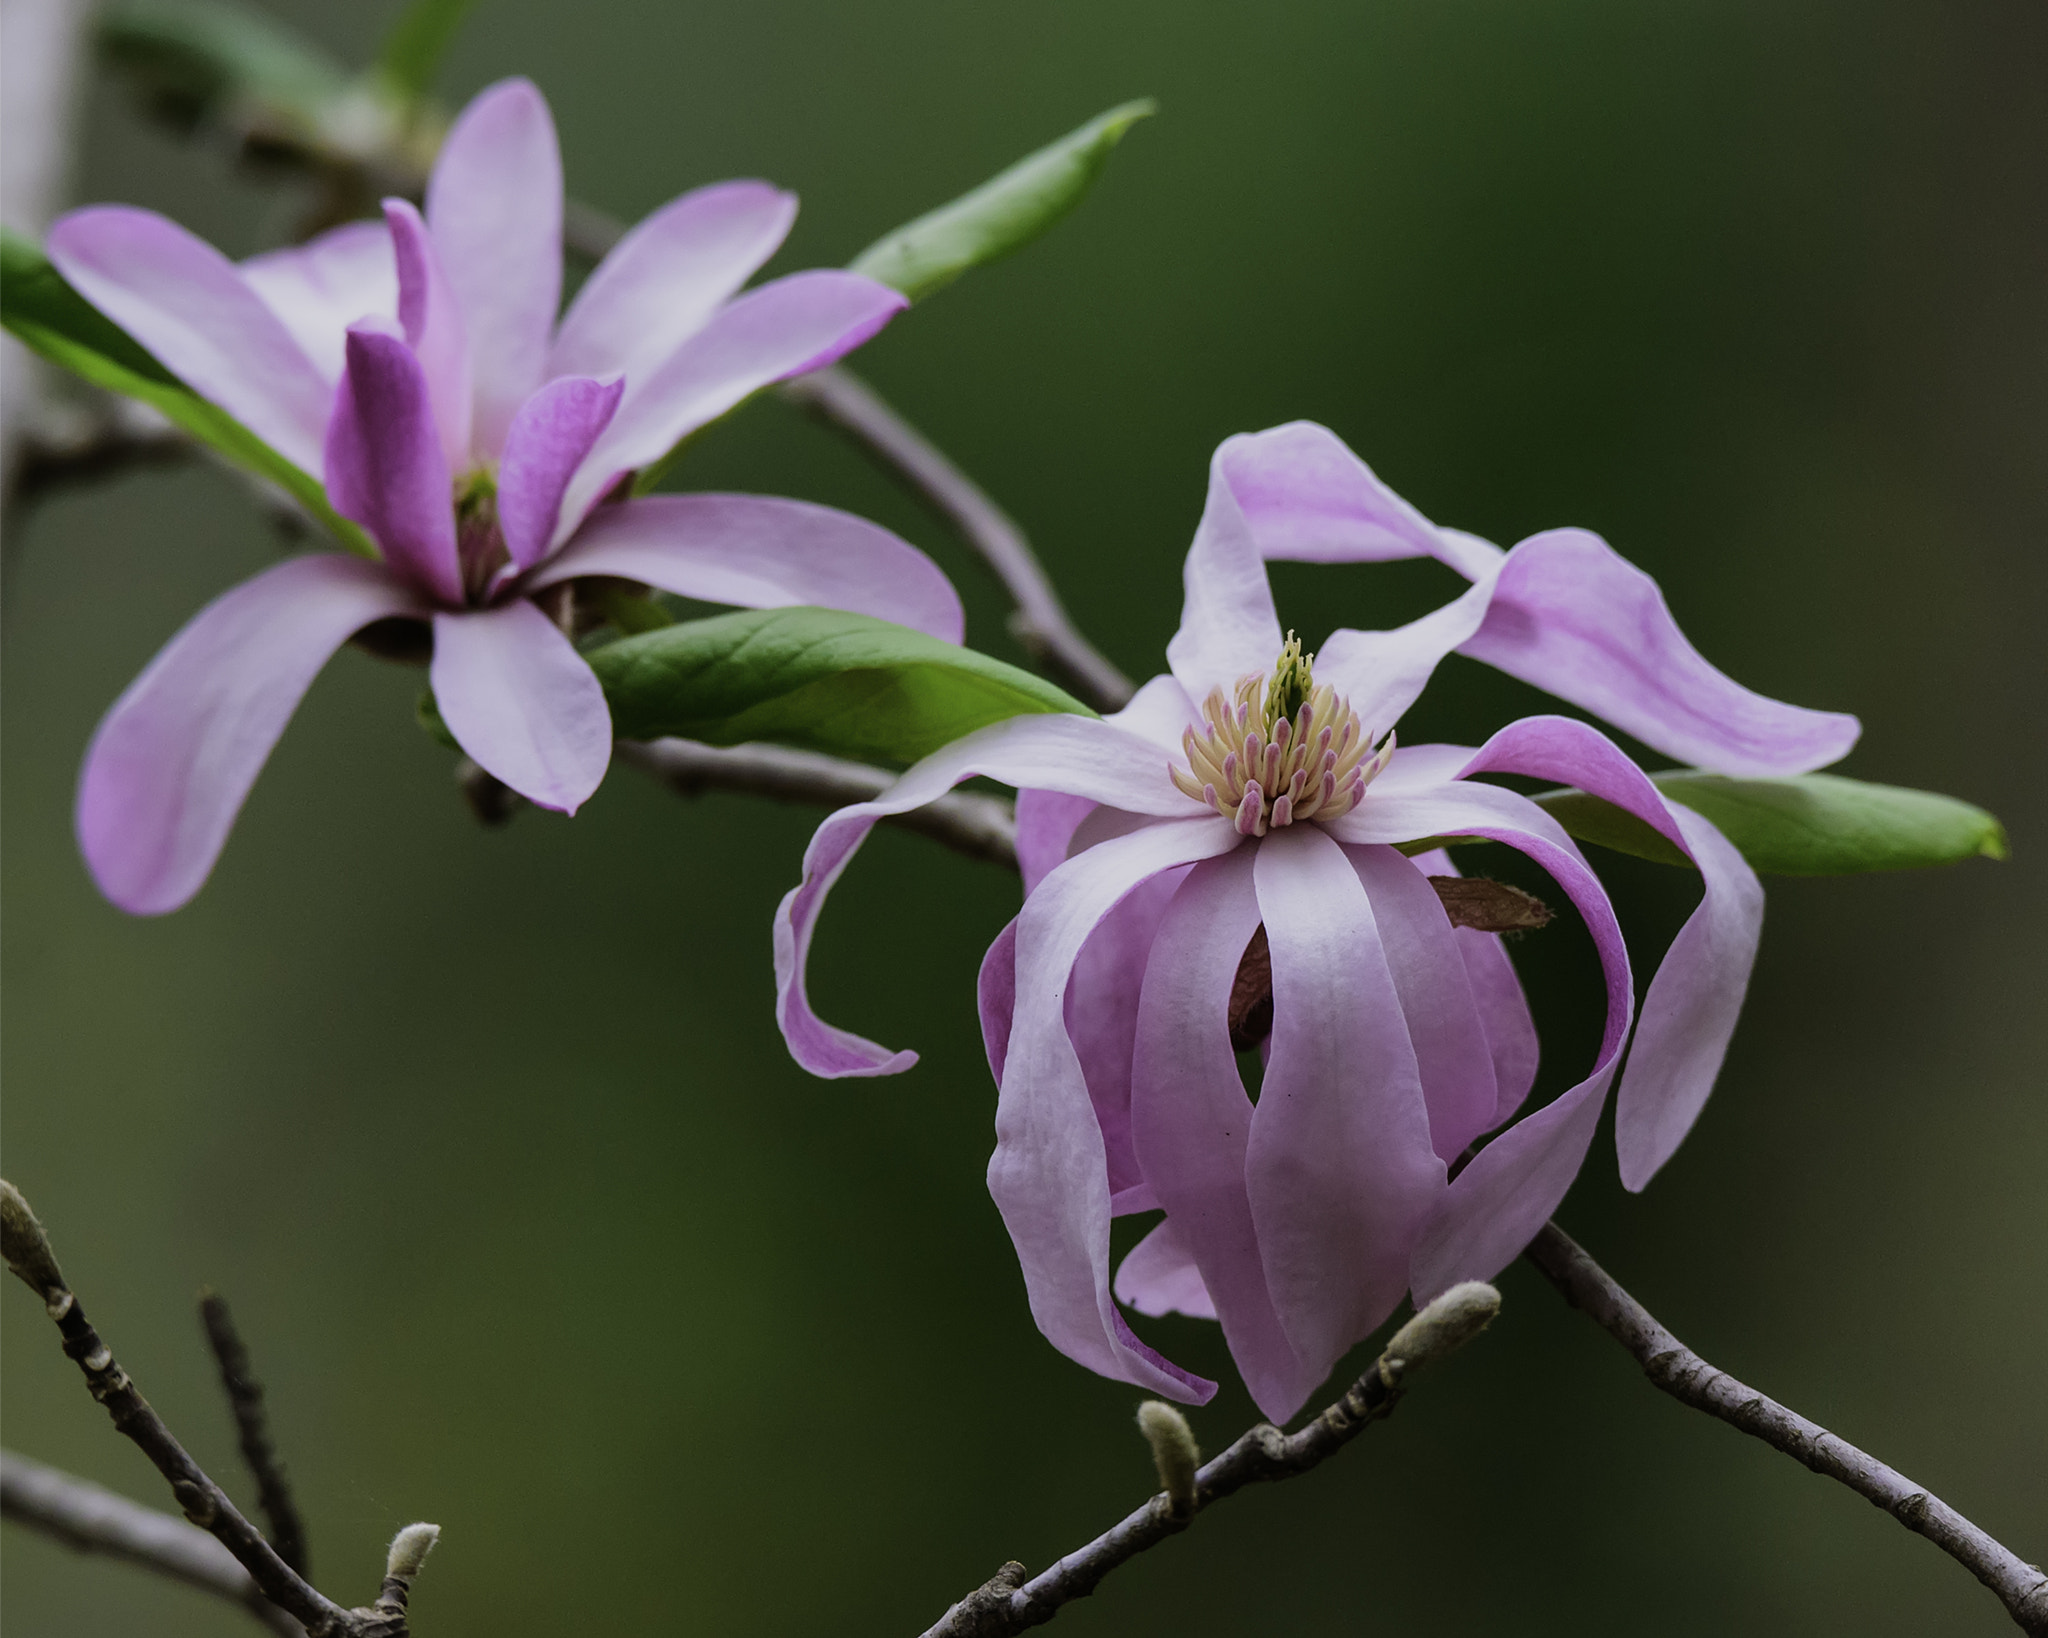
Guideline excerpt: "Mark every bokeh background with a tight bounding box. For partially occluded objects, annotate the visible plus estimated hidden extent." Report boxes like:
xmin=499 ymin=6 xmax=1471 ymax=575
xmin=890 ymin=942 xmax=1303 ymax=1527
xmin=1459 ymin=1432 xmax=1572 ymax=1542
xmin=5 ymin=1 xmax=2044 ymax=1633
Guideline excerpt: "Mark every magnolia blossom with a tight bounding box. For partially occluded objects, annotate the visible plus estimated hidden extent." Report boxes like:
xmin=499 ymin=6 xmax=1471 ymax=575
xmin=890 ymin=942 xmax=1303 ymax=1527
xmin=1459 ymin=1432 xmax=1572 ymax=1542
xmin=48 ymin=78 xmax=956 ymax=915
xmin=773 ymin=422 xmax=1858 ymax=1420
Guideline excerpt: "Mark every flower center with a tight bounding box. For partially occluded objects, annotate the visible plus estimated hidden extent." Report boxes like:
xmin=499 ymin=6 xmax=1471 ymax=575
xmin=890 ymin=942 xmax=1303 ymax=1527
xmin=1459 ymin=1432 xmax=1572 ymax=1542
xmin=454 ymin=466 xmax=507 ymax=601
xmin=1169 ymin=633 xmax=1393 ymax=836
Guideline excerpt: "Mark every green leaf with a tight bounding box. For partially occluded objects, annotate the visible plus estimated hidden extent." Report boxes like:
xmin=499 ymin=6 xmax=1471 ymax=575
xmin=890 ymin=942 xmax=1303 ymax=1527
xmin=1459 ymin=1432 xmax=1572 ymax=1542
xmin=98 ymin=0 xmax=354 ymax=142
xmin=2 ymin=230 xmax=375 ymax=555
xmin=375 ymin=0 xmax=480 ymax=103
xmin=1526 ymin=771 xmax=2008 ymax=876
xmin=585 ymin=606 xmax=1093 ymax=767
xmin=849 ymin=99 xmax=1157 ymax=303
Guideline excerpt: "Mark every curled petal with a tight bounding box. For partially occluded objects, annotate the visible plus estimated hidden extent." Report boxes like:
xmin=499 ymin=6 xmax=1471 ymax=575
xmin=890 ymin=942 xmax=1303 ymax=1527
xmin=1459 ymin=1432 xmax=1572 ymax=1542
xmin=240 ymin=218 xmax=396 ymax=387
xmin=383 ymin=199 xmax=472 ymax=471
xmin=427 ymin=78 xmax=562 ymax=455
xmin=48 ymin=206 xmax=331 ymax=473
xmin=1114 ymin=1219 xmax=1219 ymax=1322
xmin=978 ymin=916 xmax=1020 ymax=1084
xmin=1410 ymin=848 xmax=1540 ymax=1132
xmin=529 ymin=493 xmax=962 ymax=641
xmin=429 ymin=601 xmax=611 ymax=812
xmin=1132 ymin=849 xmax=1310 ymax=1419
xmin=1015 ymin=789 xmax=1096 ymax=895
xmin=325 ymin=325 xmax=462 ymax=605
xmin=496 ymin=375 xmax=624 ymax=570
xmin=1164 ymin=441 xmax=1285 ymax=703
xmin=77 ymin=554 xmax=423 ymax=915
xmin=560 ymin=271 xmax=907 ymax=533
xmin=1248 ymin=827 xmax=1443 ymax=1389
xmin=774 ymin=715 xmax=1213 ymax=1079
xmin=549 ymin=180 xmax=798 ymax=381
xmin=994 ymin=821 xmax=1243 ymax=1403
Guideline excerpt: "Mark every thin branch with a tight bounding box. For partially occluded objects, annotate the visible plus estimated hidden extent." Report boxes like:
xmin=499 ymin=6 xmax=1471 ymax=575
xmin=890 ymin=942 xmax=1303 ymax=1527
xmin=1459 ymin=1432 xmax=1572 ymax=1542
xmin=1526 ymin=1221 xmax=2048 ymax=1636
xmin=779 ymin=367 xmax=1135 ymax=713
xmin=920 ymin=1284 xmax=1501 ymax=1637
xmin=200 ymin=1291 xmax=311 ymax=1578
xmin=618 ymin=738 xmax=1018 ymax=870
xmin=2 ymin=1448 xmax=300 ymax=1634
xmin=1 ymin=1181 xmax=430 ymax=1638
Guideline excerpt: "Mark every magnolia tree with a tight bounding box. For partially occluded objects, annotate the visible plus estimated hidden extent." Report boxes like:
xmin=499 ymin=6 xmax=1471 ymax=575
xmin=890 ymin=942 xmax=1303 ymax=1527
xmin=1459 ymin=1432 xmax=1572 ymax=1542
xmin=1 ymin=3 xmax=2038 ymax=1636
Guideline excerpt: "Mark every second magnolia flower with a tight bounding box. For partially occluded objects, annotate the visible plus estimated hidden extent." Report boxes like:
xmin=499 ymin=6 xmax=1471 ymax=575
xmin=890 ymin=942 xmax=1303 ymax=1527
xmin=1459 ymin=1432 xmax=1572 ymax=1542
xmin=776 ymin=421 xmax=1857 ymax=1421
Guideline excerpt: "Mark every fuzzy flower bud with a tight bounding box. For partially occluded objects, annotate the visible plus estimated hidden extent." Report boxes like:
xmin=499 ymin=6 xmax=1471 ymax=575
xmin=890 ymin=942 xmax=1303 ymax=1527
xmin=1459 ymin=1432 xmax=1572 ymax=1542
xmin=1379 ymin=1282 xmax=1501 ymax=1386
xmin=385 ymin=1522 xmax=441 ymax=1579
xmin=0 ymin=1180 xmax=69 ymax=1307
xmin=1136 ymin=1400 xmax=1201 ymax=1517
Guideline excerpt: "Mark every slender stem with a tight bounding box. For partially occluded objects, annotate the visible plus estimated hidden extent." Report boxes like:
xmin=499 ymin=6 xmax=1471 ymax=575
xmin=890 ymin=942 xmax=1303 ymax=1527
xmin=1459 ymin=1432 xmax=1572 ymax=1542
xmin=779 ymin=367 xmax=1135 ymax=712
xmin=617 ymin=738 xmax=1017 ymax=869
xmin=1526 ymin=1221 xmax=2048 ymax=1636
xmin=200 ymin=1292 xmax=311 ymax=1578
xmin=1 ymin=1448 xmax=300 ymax=1635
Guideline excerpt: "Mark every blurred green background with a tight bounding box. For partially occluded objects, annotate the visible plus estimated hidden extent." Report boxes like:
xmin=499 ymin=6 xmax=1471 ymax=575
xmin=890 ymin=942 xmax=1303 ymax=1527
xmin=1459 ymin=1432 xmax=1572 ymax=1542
xmin=5 ymin=1 xmax=2044 ymax=1633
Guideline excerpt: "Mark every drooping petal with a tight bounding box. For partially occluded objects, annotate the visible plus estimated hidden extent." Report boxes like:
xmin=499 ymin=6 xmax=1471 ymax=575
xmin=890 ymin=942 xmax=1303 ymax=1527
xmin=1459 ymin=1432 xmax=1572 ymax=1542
xmin=76 ymin=554 xmax=424 ymax=915
xmin=240 ymin=218 xmax=397 ymax=387
xmin=426 ymin=78 xmax=562 ymax=456
xmin=774 ymin=715 xmax=1215 ymax=1078
xmin=549 ymin=180 xmax=798 ymax=381
xmin=1459 ymin=530 xmax=1861 ymax=776
xmin=1344 ymin=845 xmax=1498 ymax=1164
xmin=1456 ymin=714 xmax=1764 ymax=1185
xmin=1114 ymin=1219 xmax=1219 ymax=1322
xmin=1410 ymin=848 xmax=1540 ymax=1131
xmin=1247 ymin=827 xmax=1444 ymax=1390
xmin=428 ymin=601 xmax=611 ymax=812
xmin=1131 ymin=848 xmax=1312 ymax=1420
xmin=495 ymin=375 xmax=624 ymax=570
xmin=324 ymin=324 xmax=462 ymax=605
xmin=994 ymin=820 xmax=1245 ymax=1403
xmin=1069 ymin=866 xmax=1189 ymax=1210
xmin=528 ymin=493 xmax=963 ymax=641
xmin=1015 ymin=789 xmax=1096 ymax=894
xmin=558 ymin=271 xmax=907 ymax=532
xmin=383 ymin=199 xmax=472 ymax=471
xmin=1328 ymin=781 xmax=1635 ymax=1300
xmin=48 ymin=206 xmax=332 ymax=473
xmin=978 ymin=915 xmax=1020 ymax=1083
xmin=1164 ymin=440 xmax=1285 ymax=703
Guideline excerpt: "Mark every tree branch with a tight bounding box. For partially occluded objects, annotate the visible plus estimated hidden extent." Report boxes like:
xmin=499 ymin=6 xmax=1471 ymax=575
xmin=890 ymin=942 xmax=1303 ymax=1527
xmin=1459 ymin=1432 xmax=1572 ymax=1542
xmin=920 ymin=1284 xmax=1501 ymax=1637
xmin=1 ymin=1448 xmax=300 ymax=1634
xmin=200 ymin=1291 xmax=311 ymax=1579
xmin=1 ymin=1181 xmax=434 ymax=1637
xmin=617 ymin=738 xmax=1018 ymax=870
xmin=1525 ymin=1221 xmax=2048 ymax=1636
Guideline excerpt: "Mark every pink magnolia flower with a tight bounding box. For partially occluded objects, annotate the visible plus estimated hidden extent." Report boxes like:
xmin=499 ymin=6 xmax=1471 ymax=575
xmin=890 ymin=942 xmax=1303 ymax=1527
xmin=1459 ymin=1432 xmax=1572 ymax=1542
xmin=48 ymin=78 xmax=954 ymax=915
xmin=773 ymin=422 xmax=1858 ymax=1420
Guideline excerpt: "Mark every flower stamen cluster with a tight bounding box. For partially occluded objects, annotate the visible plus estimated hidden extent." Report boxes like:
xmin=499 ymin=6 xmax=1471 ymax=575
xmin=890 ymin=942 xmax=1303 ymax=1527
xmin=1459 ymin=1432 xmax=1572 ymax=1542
xmin=1170 ymin=634 xmax=1392 ymax=835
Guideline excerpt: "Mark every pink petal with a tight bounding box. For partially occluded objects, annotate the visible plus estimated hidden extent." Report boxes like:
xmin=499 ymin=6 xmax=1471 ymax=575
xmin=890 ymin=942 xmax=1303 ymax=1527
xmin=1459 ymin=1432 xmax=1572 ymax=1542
xmin=1333 ymin=782 xmax=1635 ymax=1302
xmin=1459 ymin=715 xmax=1766 ymax=1189
xmin=426 ymin=78 xmax=562 ymax=456
xmin=383 ymin=199 xmax=472 ymax=471
xmin=428 ymin=601 xmax=611 ymax=812
xmin=549 ymin=180 xmax=798 ymax=381
xmin=1114 ymin=1219 xmax=1219 ymax=1322
xmin=240 ymin=219 xmax=397 ymax=387
xmin=559 ymin=271 xmax=907 ymax=531
xmin=1312 ymin=577 xmax=1496 ymax=742
xmin=495 ymin=375 xmax=624 ymax=570
xmin=1410 ymin=848 xmax=1541 ymax=1132
xmin=1105 ymin=671 xmax=1203 ymax=753
xmin=774 ymin=716 xmax=1214 ymax=1078
xmin=993 ymin=820 xmax=1244 ymax=1403
xmin=324 ymin=325 xmax=462 ymax=605
xmin=1459 ymin=529 xmax=1861 ymax=777
xmin=76 ymin=554 xmax=423 ymax=915
xmin=1344 ymin=844 xmax=1499 ymax=1164
xmin=1164 ymin=439 xmax=1285 ymax=702
xmin=47 ymin=206 xmax=332 ymax=474
xmin=978 ymin=915 xmax=1020 ymax=1083
xmin=1131 ymin=848 xmax=1312 ymax=1420
xmin=1015 ymin=789 xmax=1096 ymax=894
xmin=1247 ymin=827 xmax=1444 ymax=1388
xmin=529 ymin=493 xmax=963 ymax=641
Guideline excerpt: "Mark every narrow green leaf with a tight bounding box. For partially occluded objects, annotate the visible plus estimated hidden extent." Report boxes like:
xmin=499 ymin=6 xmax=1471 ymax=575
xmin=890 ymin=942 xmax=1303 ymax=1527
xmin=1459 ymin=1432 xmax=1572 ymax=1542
xmin=375 ymin=0 xmax=480 ymax=103
xmin=1523 ymin=771 xmax=2007 ymax=876
xmin=585 ymin=607 xmax=1093 ymax=768
xmin=849 ymin=99 xmax=1157 ymax=303
xmin=3 ymin=230 xmax=375 ymax=555
xmin=98 ymin=0 xmax=354 ymax=142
